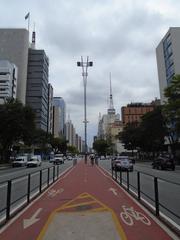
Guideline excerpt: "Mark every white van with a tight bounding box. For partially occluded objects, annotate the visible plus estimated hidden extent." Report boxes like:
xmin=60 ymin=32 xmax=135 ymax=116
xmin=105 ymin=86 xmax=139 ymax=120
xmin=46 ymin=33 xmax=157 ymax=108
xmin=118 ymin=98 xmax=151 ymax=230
xmin=27 ymin=155 xmax=42 ymax=167
xmin=12 ymin=156 xmax=28 ymax=167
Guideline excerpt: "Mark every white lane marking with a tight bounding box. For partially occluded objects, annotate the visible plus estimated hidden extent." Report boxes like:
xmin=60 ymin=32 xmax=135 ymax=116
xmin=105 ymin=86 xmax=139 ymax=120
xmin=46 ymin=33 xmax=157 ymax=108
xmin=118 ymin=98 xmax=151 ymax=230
xmin=23 ymin=208 xmax=42 ymax=229
xmin=0 ymin=165 xmax=73 ymax=234
xmin=120 ymin=205 xmax=151 ymax=226
xmin=47 ymin=188 xmax=64 ymax=198
xmin=97 ymin=165 xmax=180 ymax=240
xmin=109 ymin=187 xmax=118 ymax=196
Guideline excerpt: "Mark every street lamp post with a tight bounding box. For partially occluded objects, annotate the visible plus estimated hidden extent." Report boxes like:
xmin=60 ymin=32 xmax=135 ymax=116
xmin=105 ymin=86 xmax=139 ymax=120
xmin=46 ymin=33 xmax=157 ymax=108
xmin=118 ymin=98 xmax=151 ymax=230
xmin=77 ymin=56 xmax=93 ymax=163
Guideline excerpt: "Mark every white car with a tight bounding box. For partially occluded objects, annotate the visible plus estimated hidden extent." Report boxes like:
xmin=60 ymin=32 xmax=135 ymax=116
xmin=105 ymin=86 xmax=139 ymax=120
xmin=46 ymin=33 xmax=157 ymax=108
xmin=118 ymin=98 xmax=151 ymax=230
xmin=27 ymin=155 xmax=42 ymax=167
xmin=12 ymin=156 xmax=28 ymax=167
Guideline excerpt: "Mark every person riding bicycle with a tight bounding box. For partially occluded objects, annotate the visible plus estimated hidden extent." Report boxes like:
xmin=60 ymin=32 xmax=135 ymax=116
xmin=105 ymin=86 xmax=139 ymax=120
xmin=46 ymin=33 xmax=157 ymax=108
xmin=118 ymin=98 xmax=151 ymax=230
xmin=90 ymin=154 xmax=94 ymax=166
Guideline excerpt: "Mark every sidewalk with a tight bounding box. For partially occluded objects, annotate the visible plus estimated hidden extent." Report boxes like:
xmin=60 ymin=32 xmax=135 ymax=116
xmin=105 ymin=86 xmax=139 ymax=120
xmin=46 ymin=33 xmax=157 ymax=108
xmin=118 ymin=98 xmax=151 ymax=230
xmin=0 ymin=160 xmax=178 ymax=240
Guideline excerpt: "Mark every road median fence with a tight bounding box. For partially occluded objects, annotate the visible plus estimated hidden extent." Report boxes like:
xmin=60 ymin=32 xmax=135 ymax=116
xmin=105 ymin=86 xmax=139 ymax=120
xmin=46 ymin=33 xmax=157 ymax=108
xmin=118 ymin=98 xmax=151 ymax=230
xmin=112 ymin=168 xmax=180 ymax=235
xmin=0 ymin=164 xmax=68 ymax=227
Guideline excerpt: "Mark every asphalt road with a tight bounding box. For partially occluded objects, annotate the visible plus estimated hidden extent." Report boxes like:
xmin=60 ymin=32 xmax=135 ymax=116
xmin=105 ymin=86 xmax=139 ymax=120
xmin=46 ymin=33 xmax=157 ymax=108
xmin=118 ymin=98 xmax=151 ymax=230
xmin=0 ymin=160 xmax=73 ymax=224
xmin=99 ymin=159 xmax=180 ymax=227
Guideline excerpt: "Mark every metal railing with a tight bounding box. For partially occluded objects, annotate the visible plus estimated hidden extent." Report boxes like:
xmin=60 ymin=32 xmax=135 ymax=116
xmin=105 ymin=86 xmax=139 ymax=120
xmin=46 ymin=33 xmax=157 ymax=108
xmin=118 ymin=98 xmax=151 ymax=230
xmin=0 ymin=163 xmax=73 ymax=227
xmin=112 ymin=167 xmax=180 ymax=230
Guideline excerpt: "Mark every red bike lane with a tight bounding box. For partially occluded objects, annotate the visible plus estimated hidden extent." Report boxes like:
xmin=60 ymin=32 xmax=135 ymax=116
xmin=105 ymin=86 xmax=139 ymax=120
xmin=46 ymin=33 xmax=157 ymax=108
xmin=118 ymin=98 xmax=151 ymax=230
xmin=0 ymin=160 xmax=177 ymax=240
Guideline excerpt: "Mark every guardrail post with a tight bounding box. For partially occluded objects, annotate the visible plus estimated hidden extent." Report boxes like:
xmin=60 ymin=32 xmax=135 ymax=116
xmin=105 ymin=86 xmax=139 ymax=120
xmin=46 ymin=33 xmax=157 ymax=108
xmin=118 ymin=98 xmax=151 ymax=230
xmin=115 ymin=169 xmax=117 ymax=181
xmin=137 ymin=172 xmax=141 ymax=200
xmin=47 ymin=168 xmax=50 ymax=187
xmin=120 ymin=170 xmax=122 ymax=185
xmin=53 ymin=166 xmax=55 ymax=182
xmin=6 ymin=180 xmax=12 ymax=220
xmin=154 ymin=177 xmax=159 ymax=216
xmin=39 ymin=170 xmax=42 ymax=193
xmin=112 ymin=166 xmax=114 ymax=179
xmin=27 ymin=174 xmax=31 ymax=203
xmin=57 ymin=165 xmax=59 ymax=178
xmin=127 ymin=171 xmax=129 ymax=191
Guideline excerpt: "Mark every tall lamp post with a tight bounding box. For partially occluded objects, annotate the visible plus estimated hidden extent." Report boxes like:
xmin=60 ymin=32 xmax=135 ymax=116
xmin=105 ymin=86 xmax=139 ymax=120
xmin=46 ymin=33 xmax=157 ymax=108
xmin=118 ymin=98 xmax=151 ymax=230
xmin=77 ymin=56 xmax=93 ymax=162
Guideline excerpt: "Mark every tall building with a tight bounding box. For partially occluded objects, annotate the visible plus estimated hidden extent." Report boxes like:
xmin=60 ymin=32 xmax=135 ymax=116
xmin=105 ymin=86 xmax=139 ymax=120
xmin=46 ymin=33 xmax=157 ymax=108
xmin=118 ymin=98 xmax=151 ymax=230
xmin=0 ymin=29 xmax=29 ymax=104
xmin=97 ymin=77 xmax=119 ymax=140
xmin=26 ymin=34 xmax=49 ymax=132
xmin=65 ymin=118 xmax=74 ymax=146
xmin=53 ymin=97 xmax=66 ymax=136
xmin=52 ymin=105 xmax=61 ymax=137
xmin=0 ymin=60 xmax=17 ymax=104
xmin=47 ymin=84 xmax=53 ymax=134
xmin=156 ymin=27 xmax=180 ymax=104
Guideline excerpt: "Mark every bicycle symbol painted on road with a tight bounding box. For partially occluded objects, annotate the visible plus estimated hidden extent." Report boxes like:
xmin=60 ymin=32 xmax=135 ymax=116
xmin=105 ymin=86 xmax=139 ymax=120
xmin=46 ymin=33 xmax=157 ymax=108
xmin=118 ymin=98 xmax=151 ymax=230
xmin=120 ymin=205 xmax=151 ymax=226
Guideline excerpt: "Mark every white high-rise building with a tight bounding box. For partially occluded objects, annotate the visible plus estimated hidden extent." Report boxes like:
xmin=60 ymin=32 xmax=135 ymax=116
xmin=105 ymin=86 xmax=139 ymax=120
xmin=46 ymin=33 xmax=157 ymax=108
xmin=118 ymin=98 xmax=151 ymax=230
xmin=0 ymin=60 xmax=18 ymax=104
xmin=0 ymin=29 xmax=29 ymax=104
xmin=156 ymin=27 xmax=180 ymax=104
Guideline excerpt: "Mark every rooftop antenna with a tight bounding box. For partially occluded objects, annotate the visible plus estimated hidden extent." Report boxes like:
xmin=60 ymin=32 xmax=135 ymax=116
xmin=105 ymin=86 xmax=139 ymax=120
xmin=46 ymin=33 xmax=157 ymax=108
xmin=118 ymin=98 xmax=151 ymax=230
xmin=107 ymin=72 xmax=115 ymax=115
xmin=31 ymin=22 xmax=36 ymax=49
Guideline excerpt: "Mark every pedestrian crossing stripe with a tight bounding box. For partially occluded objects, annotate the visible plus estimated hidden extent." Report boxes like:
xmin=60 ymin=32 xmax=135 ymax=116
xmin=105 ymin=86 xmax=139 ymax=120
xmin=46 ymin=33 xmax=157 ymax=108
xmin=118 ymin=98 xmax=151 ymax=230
xmin=37 ymin=192 xmax=127 ymax=240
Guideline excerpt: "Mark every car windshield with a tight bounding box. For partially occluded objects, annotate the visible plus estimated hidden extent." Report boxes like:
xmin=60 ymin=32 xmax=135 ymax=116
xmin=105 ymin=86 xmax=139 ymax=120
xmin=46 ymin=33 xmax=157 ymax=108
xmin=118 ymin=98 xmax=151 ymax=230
xmin=28 ymin=158 xmax=36 ymax=161
xmin=15 ymin=159 xmax=23 ymax=161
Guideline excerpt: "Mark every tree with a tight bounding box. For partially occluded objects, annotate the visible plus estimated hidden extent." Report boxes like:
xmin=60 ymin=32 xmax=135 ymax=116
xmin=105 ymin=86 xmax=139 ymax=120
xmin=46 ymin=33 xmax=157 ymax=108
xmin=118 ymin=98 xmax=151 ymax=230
xmin=67 ymin=145 xmax=79 ymax=155
xmin=93 ymin=139 xmax=109 ymax=156
xmin=119 ymin=107 xmax=166 ymax=159
xmin=118 ymin=122 xmax=139 ymax=154
xmin=163 ymin=74 xmax=180 ymax=156
xmin=140 ymin=106 xmax=166 ymax=155
xmin=50 ymin=137 xmax=68 ymax=155
xmin=0 ymin=99 xmax=36 ymax=161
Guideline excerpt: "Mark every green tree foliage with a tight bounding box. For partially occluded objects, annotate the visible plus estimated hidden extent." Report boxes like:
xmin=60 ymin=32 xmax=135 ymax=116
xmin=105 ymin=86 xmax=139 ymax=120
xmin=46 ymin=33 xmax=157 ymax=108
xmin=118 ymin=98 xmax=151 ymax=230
xmin=93 ymin=139 xmax=109 ymax=156
xmin=119 ymin=107 xmax=166 ymax=157
xmin=140 ymin=106 xmax=166 ymax=152
xmin=0 ymin=99 xmax=36 ymax=161
xmin=163 ymin=75 xmax=180 ymax=144
xmin=118 ymin=122 xmax=139 ymax=153
xmin=50 ymin=137 xmax=68 ymax=154
xmin=67 ymin=145 xmax=79 ymax=155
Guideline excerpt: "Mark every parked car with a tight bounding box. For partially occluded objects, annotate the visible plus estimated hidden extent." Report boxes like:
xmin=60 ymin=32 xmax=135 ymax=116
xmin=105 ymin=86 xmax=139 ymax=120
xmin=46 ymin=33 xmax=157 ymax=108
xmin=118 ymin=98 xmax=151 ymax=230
xmin=27 ymin=155 xmax=42 ymax=167
xmin=112 ymin=157 xmax=133 ymax=172
xmin=12 ymin=155 xmax=28 ymax=167
xmin=152 ymin=154 xmax=175 ymax=170
xmin=53 ymin=154 xmax=64 ymax=164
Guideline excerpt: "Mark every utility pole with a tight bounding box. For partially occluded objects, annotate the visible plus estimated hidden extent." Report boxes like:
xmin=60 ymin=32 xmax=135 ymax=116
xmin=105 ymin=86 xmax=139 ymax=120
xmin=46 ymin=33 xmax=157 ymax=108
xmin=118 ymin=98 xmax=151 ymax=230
xmin=77 ymin=56 xmax=93 ymax=163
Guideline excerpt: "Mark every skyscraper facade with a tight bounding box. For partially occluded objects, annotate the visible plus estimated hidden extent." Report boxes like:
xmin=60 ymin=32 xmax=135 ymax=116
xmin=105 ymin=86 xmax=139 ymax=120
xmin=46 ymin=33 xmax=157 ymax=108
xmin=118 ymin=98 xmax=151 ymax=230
xmin=26 ymin=48 xmax=49 ymax=131
xmin=47 ymin=83 xmax=53 ymax=134
xmin=0 ymin=29 xmax=29 ymax=104
xmin=53 ymin=97 xmax=66 ymax=136
xmin=156 ymin=27 xmax=180 ymax=103
xmin=0 ymin=60 xmax=17 ymax=104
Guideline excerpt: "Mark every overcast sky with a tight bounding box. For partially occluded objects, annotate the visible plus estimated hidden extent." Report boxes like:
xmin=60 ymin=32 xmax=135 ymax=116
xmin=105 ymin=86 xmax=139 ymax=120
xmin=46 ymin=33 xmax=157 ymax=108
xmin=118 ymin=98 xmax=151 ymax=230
xmin=1 ymin=0 xmax=180 ymax=146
